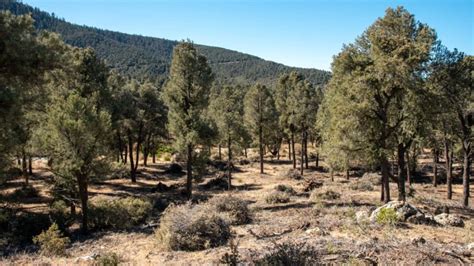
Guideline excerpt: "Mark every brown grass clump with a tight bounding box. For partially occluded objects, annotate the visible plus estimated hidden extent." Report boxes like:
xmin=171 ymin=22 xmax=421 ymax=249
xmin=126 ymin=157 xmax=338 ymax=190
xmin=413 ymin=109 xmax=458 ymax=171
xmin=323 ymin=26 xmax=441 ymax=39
xmin=265 ymin=191 xmax=291 ymax=204
xmin=155 ymin=203 xmax=231 ymax=251
xmin=310 ymin=190 xmax=341 ymax=201
xmin=274 ymin=184 xmax=296 ymax=195
xmin=207 ymin=196 xmax=252 ymax=225
xmin=349 ymin=180 xmax=374 ymax=191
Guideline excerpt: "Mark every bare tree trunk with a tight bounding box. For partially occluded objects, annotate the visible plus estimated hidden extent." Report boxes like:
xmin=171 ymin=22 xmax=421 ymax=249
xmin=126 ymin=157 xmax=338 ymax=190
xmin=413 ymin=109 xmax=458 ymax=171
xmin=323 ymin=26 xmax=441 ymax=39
xmin=22 ymin=150 xmax=28 ymax=186
xmin=304 ymin=134 xmax=308 ymax=169
xmin=462 ymin=141 xmax=470 ymax=207
xmin=445 ymin=139 xmax=453 ymax=199
xmin=228 ymin=135 xmax=232 ymax=190
xmin=28 ymin=156 xmax=33 ymax=175
xmin=288 ymin=139 xmax=291 ymax=160
xmin=381 ymin=156 xmax=391 ymax=203
xmin=406 ymin=150 xmax=411 ymax=185
xmin=186 ymin=144 xmax=193 ymax=199
xmin=300 ymin=130 xmax=304 ymax=176
xmin=330 ymin=169 xmax=334 ymax=182
xmin=259 ymin=125 xmax=264 ymax=174
xmin=77 ymin=175 xmax=88 ymax=234
xmin=291 ymin=132 xmax=296 ymax=169
xmin=433 ymin=148 xmax=438 ymax=187
xmin=128 ymin=133 xmax=136 ymax=183
xmin=397 ymin=143 xmax=407 ymax=202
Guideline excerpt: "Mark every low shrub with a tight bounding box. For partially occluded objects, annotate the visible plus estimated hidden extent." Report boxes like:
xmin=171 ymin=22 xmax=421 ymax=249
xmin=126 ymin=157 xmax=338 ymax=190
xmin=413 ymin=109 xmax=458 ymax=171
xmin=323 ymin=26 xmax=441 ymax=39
xmin=208 ymin=196 xmax=251 ymax=225
xmin=49 ymin=200 xmax=74 ymax=231
xmin=89 ymin=197 xmax=152 ymax=230
xmin=254 ymin=242 xmax=318 ymax=265
xmin=265 ymin=191 xmax=290 ymax=204
xmin=33 ymin=223 xmax=70 ymax=256
xmin=361 ymin=172 xmax=381 ymax=185
xmin=310 ymin=190 xmax=341 ymax=201
xmin=155 ymin=203 xmax=230 ymax=251
xmin=349 ymin=180 xmax=374 ymax=191
xmin=220 ymin=236 xmax=241 ymax=266
xmin=95 ymin=252 xmax=121 ymax=266
xmin=283 ymin=169 xmax=302 ymax=180
xmin=376 ymin=207 xmax=399 ymax=226
xmin=10 ymin=185 xmax=39 ymax=199
xmin=274 ymin=184 xmax=296 ymax=195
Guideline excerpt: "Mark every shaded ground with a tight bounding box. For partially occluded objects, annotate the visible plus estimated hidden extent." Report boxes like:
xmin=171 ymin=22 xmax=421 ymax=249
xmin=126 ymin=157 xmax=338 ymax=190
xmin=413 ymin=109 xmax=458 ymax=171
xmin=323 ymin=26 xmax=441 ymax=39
xmin=1 ymin=150 xmax=473 ymax=265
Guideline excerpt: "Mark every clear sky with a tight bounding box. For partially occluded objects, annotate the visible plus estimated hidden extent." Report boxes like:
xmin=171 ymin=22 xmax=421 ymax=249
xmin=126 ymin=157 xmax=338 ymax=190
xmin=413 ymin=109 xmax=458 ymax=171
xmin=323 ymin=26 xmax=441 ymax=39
xmin=24 ymin=0 xmax=473 ymax=70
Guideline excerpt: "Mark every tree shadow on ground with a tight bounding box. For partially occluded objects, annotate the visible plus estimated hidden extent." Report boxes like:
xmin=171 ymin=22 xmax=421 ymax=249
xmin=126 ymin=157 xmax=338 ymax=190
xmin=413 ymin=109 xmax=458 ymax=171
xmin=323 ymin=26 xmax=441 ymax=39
xmin=259 ymin=202 xmax=314 ymax=212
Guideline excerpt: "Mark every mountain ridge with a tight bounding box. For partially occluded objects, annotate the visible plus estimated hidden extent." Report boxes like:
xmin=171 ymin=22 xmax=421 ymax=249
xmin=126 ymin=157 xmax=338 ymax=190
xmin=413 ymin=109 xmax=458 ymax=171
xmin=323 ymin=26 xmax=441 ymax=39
xmin=1 ymin=0 xmax=331 ymax=86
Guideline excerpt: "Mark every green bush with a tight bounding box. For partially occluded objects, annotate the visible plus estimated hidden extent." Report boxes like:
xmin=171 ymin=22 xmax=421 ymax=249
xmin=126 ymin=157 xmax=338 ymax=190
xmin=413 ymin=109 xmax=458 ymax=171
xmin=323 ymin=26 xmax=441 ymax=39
xmin=376 ymin=207 xmax=399 ymax=226
xmin=33 ymin=223 xmax=70 ymax=256
xmin=208 ymin=196 xmax=251 ymax=225
xmin=155 ymin=203 xmax=230 ymax=251
xmin=89 ymin=197 xmax=152 ymax=230
xmin=10 ymin=185 xmax=39 ymax=199
xmin=254 ymin=242 xmax=318 ymax=265
xmin=310 ymin=190 xmax=341 ymax=201
xmin=95 ymin=252 xmax=121 ymax=266
xmin=49 ymin=200 xmax=73 ymax=231
xmin=274 ymin=184 xmax=296 ymax=195
xmin=265 ymin=191 xmax=290 ymax=204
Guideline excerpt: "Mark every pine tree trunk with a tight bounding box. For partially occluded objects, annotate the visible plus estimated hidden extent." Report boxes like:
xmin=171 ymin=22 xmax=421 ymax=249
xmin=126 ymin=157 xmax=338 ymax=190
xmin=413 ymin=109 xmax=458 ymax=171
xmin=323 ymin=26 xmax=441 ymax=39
xmin=381 ymin=156 xmax=391 ymax=203
xmin=300 ymin=130 xmax=304 ymax=176
xmin=445 ymin=139 xmax=453 ymax=199
xmin=345 ymin=169 xmax=349 ymax=180
xmin=22 ymin=150 xmax=28 ymax=186
xmin=28 ymin=156 xmax=32 ymax=175
xmin=218 ymin=145 xmax=222 ymax=160
xmin=123 ymin=146 xmax=128 ymax=164
xmin=316 ymin=153 xmax=319 ymax=168
xmin=186 ymin=144 xmax=193 ymax=199
xmin=128 ymin=133 xmax=136 ymax=183
xmin=462 ymin=140 xmax=470 ymax=207
xmin=77 ymin=175 xmax=88 ymax=234
xmin=291 ymin=132 xmax=296 ymax=169
xmin=152 ymin=152 xmax=156 ymax=164
xmin=330 ymin=169 xmax=334 ymax=182
xmin=288 ymin=139 xmax=291 ymax=160
xmin=135 ymin=140 xmax=140 ymax=172
xmin=433 ymin=149 xmax=438 ymax=187
xmin=244 ymin=147 xmax=247 ymax=158
xmin=259 ymin=125 xmax=264 ymax=174
xmin=406 ymin=150 xmax=411 ymax=185
xmin=228 ymin=135 xmax=232 ymax=190
xmin=304 ymin=134 xmax=308 ymax=169
xmin=397 ymin=143 xmax=406 ymax=202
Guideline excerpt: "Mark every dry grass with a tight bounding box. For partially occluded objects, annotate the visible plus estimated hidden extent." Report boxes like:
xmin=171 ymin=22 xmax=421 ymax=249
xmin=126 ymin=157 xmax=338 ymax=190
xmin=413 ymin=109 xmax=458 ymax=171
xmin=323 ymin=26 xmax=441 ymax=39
xmin=1 ymin=150 xmax=473 ymax=264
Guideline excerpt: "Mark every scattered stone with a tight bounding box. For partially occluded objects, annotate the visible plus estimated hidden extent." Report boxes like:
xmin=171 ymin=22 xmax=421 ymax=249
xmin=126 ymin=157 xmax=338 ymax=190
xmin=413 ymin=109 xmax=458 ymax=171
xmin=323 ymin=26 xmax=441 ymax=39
xmin=355 ymin=210 xmax=370 ymax=224
xmin=75 ymin=253 xmax=98 ymax=262
xmin=434 ymin=213 xmax=464 ymax=227
xmin=434 ymin=206 xmax=450 ymax=215
xmin=467 ymin=243 xmax=474 ymax=251
xmin=370 ymin=201 xmax=422 ymax=223
xmin=406 ymin=213 xmax=436 ymax=225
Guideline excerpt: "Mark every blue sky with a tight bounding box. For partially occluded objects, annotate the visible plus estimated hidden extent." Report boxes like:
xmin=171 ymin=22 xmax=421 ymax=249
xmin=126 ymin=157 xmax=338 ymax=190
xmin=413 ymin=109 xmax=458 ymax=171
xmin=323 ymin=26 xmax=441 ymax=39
xmin=24 ymin=0 xmax=473 ymax=70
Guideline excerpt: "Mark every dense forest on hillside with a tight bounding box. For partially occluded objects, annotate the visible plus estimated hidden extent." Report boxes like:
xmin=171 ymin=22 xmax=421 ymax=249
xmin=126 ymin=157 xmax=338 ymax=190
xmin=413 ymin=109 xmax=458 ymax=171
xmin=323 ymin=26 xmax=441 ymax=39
xmin=0 ymin=0 xmax=331 ymax=86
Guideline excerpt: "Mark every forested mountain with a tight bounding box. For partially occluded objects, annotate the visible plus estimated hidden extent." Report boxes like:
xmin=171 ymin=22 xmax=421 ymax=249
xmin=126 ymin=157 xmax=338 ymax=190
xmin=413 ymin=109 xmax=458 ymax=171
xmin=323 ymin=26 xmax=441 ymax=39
xmin=0 ymin=0 xmax=331 ymax=86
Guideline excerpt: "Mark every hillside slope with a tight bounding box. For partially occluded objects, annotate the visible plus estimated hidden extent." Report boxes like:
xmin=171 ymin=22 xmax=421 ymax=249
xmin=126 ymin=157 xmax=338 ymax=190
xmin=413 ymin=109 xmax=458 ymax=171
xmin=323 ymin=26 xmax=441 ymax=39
xmin=1 ymin=0 xmax=331 ymax=86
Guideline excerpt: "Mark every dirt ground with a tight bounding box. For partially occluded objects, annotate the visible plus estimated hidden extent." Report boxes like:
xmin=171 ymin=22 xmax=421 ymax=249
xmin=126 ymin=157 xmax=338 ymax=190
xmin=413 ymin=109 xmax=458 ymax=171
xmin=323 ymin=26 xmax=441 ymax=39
xmin=1 ymin=149 xmax=473 ymax=265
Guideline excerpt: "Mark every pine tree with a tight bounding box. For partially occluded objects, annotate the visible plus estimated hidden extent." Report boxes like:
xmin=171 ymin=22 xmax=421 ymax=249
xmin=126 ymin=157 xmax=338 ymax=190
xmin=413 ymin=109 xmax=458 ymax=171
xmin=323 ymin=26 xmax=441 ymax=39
xmin=162 ymin=41 xmax=214 ymax=199
xmin=244 ymin=84 xmax=277 ymax=174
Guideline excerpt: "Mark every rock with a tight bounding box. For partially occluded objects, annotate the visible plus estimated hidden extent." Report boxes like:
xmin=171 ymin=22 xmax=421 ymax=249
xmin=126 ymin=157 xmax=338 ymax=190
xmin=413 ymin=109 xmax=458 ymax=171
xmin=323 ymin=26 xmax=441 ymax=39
xmin=434 ymin=206 xmax=449 ymax=215
xmin=164 ymin=163 xmax=183 ymax=174
xmin=467 ymin=243 xmax=474 ymax=251
xmin=370 ymin=201 xmax=422 ymax=223
xmin=355 ymin=210 xmax=370 ymax=224
xmin=406 ymin=213 xmax=436 ymax=225
xmin=434 ymin=213 xmax=464 ymax=227
xmin=305 ymin=227 xmax=328 ymax=236
xmin=411 ymin=236 xmax=426 ymax=245
xmin=75 ymin=253 xmax=98 ymax=262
